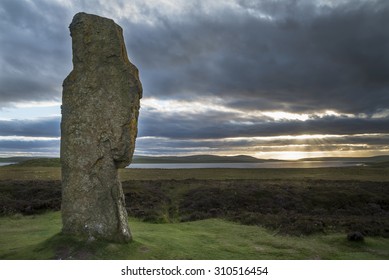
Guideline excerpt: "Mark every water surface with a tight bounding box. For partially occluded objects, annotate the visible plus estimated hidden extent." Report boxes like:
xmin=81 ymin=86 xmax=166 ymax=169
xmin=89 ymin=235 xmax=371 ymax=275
xmin=0 ymin=162 xmax=15 ymax=166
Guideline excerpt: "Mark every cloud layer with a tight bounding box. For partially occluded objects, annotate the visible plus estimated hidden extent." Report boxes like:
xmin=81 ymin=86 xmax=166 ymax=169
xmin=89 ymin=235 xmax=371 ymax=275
xmin=123 ymin=0 xmax=389 ymax=115
xmin=0 ymin=0 xmax=388 ymax=158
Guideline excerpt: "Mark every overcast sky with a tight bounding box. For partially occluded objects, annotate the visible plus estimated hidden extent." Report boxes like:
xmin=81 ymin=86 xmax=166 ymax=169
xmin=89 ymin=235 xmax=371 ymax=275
xmin=0 ymin=0 xmax=388 ymax=159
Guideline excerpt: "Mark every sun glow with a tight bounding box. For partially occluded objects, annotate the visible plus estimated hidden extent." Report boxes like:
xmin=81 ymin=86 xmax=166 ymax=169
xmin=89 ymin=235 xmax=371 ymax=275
xmin=253 ymin=134 xmax=338 ymax=160
xmin=260 ymin=111 xmax=310 ymax=121
xmin=254 ymin=150 xmax=335 ymax=160
xmin=274 ymin=151 xmax=309 ymax=160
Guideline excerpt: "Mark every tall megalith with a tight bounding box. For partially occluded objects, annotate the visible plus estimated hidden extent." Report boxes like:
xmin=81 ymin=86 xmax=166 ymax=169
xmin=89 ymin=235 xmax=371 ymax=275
xmin=61 ymin=12 xmax=142 ymax=243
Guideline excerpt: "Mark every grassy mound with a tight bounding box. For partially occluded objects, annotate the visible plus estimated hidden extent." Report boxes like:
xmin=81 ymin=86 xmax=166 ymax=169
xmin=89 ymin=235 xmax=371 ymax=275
xmin=10 ymin=158 xmax=61 ymax=168
xmin=1 ymin=212 xmax=388 ymax=260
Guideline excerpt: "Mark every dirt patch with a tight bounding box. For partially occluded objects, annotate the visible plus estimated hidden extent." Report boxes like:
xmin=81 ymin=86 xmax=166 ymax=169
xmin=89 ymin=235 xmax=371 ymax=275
xmin=54 ymin=245 xmax=94 ymax=260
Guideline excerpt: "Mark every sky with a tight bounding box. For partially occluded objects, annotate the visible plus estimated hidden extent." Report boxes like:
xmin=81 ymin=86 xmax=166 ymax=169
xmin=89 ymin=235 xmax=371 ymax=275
xmin=0 ymin=0 xmax=389 ymax=160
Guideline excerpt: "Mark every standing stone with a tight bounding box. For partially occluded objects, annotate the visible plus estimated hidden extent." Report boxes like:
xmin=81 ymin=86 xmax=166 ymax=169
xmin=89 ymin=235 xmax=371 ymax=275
xmin=61 ymin=12 xmax=142 ymax=243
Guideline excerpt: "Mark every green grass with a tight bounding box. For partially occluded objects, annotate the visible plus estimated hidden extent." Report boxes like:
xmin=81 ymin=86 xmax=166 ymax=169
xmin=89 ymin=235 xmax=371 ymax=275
xmin=1 ymin=165 xmax=388 ymax=181
xmin=1 ymin=212 xmax=388 ymax=260
xmin=0 ymin=166 xmax=60 ymax=180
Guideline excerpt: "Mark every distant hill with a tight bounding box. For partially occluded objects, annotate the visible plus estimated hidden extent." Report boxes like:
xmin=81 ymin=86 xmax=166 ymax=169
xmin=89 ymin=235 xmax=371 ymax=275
xmin=0 ymin=157 xmax=37 ymax=163
xmin=8 ymin=158 xmax=61 ymax=167
xmin=132 ymin=155 xmax=271 ymax=164
xmin=298 ymin=155 xmax=389 ymax=163
xmin=1 ymin=155 xmax=270 ymax=167
xmin=2 ymin=154 xmax=389 ymax=167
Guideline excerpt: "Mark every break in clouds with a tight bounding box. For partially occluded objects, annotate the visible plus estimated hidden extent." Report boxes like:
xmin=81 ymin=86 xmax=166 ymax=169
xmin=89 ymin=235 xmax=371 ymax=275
xmin=0 ymin=0 xmax=388 ymax=158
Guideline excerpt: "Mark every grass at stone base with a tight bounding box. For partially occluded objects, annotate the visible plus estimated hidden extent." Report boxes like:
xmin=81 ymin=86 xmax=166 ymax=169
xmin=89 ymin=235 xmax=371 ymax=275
xmin=1 ymin=212 xmax=388 ymax=260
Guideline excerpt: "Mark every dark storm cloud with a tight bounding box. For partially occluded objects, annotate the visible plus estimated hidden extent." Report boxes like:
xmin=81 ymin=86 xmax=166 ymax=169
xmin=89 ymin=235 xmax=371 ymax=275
xmin=1 ymin=0 xmax=388 ymax=112
xmin=0 ymin=0 xmax=72 ymax=107
xmin=0 ymin=139 xmax=59 ymax=157
xmin=0 ymin=139 xmax=59 ymax=150
xmin=0 ymin=117 xmax=60 ymax=137
xmin=124 ymin=0 xmax=389 ymax=114
xmin=138 ymin=109 xmax=389 ymax=139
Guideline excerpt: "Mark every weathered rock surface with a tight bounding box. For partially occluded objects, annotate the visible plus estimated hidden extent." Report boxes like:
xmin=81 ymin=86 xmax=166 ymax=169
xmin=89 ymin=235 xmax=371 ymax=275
xmin=61 ymin=12 xmax=142 ymax=243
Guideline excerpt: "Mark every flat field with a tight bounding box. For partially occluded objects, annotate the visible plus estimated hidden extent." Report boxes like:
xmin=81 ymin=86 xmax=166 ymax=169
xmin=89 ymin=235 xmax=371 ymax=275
xmin=0 ymin=165 xmax=388 ymax=181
